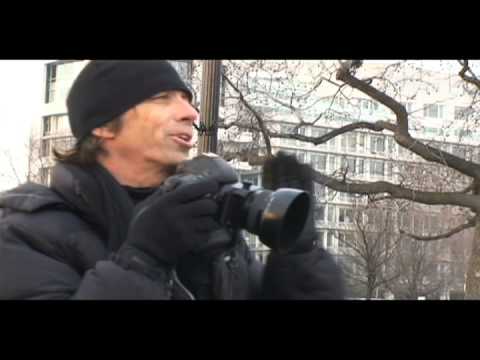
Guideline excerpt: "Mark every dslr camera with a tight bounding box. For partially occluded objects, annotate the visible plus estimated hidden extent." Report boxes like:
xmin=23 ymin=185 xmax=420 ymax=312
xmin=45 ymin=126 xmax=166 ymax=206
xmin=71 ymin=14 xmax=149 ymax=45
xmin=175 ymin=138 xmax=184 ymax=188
xmin=162 ymin=153 xmax=311 ymax=252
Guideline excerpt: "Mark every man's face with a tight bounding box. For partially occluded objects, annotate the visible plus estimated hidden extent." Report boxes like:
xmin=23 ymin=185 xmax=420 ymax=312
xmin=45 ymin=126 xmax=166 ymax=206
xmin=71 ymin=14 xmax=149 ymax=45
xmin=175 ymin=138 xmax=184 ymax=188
xmin=109 ymin=90 xmax=198 ymax=169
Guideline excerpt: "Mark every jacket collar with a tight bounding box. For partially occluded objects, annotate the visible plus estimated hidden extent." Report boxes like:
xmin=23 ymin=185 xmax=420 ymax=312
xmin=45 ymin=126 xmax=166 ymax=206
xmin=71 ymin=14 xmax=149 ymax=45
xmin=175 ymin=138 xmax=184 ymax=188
xmin=50 ymin=162 xmax=111 ymax=237
xmin=51 ymin=162 xmax=135 ymax=251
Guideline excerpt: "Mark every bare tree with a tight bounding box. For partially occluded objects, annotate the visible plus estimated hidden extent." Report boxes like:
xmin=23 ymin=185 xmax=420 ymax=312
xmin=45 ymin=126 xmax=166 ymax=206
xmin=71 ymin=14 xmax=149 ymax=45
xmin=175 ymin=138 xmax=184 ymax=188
xmin=386 ymin=236 xmax=450 ymax=300
xmin=337 ymin=199 xmax=401 ymax=299
xmin=0 ymin=135 xmax=52 ymax=188
xmin=212 ymin=60 xmax=480 ymax=298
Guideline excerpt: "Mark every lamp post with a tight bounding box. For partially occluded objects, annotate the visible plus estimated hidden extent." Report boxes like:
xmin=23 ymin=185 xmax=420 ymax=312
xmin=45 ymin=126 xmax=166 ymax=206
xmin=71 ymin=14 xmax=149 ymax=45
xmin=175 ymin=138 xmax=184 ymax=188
xmin=197 ymin=60 xmax=222 ymax=155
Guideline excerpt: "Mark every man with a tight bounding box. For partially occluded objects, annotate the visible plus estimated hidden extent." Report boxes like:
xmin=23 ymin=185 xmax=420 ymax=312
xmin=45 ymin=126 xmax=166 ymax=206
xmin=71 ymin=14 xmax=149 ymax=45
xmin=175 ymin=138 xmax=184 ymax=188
xmin=0 ymin=60 xmax=344 ymax=299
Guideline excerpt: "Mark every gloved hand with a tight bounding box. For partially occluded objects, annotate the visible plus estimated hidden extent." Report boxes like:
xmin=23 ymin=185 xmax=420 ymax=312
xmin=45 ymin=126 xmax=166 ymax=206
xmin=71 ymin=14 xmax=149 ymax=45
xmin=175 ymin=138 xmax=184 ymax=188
xmin=261 ymin=152 xmax=345 ymax=299
xmin=262 ymin=151 xmax=317 ymax=254
xmin=117 ymin=177 xmax=221 ymax=269
xmin=168 ymin=154 xmax=240 ymax=258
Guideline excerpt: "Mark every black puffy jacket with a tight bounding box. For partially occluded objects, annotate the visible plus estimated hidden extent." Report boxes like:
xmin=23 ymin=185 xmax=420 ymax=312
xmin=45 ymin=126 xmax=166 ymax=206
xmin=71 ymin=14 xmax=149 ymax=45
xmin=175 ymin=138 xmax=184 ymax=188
xmin=0 ymin=163 xmax=344 ymax=300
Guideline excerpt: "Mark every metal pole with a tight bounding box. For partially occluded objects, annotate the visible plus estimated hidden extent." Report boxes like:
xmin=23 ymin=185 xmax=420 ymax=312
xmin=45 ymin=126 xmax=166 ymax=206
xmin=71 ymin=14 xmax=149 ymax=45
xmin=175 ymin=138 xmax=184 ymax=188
xmin=198 ymin=60 xmax=221 ymax=155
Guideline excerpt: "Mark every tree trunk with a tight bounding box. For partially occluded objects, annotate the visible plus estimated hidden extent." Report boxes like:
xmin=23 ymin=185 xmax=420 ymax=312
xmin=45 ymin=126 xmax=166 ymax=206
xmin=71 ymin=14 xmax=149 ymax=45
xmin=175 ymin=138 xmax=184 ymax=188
xmin=366 ymin=275 xmax=375 ymax=299
xmin=366 ymin=286 xmax=374 ymax=299
xmin=465 ymin=217 xmax=480 ymax=299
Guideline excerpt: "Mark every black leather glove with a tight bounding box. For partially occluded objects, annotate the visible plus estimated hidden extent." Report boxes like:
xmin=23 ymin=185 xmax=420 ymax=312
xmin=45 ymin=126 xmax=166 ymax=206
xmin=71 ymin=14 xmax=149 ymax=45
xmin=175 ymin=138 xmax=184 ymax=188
xmin=262 ymin=151 xmax=317 ymax=254
xmin=260 ymin=152 xmax=346 ymax=299
xmin=117 ymin=178 xmax=221 ymax=270
xmin=169 ymin=154 xmax=240 ymax=258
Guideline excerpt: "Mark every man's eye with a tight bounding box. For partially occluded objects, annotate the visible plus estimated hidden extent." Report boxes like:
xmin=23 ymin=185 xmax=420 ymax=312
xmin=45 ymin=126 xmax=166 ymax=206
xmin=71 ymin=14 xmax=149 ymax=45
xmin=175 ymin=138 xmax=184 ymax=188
xmin=151 ymin=94 xmax=170 ymax=101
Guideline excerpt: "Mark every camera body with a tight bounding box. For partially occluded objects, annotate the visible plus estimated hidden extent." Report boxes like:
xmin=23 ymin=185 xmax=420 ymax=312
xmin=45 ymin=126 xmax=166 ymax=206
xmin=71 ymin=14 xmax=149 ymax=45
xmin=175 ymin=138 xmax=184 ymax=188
xmin=162 ymin=154 xmax=311 ymax=252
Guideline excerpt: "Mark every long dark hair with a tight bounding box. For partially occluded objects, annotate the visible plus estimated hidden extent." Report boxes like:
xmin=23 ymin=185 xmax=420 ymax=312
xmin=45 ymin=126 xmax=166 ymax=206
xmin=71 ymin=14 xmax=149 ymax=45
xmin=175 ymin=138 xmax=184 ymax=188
xmin=53 ymin=116 xmax=124 ymax=166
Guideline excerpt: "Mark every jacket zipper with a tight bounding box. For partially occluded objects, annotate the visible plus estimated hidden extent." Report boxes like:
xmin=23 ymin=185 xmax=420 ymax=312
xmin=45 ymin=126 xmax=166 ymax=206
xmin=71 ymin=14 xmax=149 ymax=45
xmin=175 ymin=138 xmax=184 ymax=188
xmin=172 ymin=269 xmax=195 ymax=300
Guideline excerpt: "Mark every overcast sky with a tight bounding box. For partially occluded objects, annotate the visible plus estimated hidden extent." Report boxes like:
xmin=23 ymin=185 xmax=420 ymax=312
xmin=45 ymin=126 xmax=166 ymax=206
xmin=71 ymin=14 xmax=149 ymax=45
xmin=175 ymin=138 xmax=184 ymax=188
xmin=0 ymin=60 xmax=47 ymax=191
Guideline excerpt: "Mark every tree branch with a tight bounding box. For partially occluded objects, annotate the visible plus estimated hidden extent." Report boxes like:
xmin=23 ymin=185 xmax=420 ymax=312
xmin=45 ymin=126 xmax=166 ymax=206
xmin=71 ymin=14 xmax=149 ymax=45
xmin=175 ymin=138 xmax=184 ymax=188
xmin=368 ymin=195 xmax=395 ymax=203
xmin=337 ymin=63 xmax=409 ymax=132
xmin=1 ymin=149 xmax=21 ymax=185
xmin=311 ymin=168 xmax=480 ymax=211
xmin=222 ymin=74 xmax=272 ymax=156
xmin=400 ymin=216 xmax=477 ymax=241
xmin=274 ymin=120 xmax=396 ymax=145
xmin=336 ymin=62 xmax=480 ymax=179
xmin=461 ymin=180 xmax=476 ymax=194
xmin=394 ymin=133 xmax=480 ymax=179
xmin=459 ymin=60 xmax=480 ymax=88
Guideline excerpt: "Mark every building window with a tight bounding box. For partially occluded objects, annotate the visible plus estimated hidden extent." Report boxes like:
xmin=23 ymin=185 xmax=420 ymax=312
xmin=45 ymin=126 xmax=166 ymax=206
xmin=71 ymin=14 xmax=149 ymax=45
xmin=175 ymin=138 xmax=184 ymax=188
xmin=348 ymin=133 xmax=357 ymax=152
xmin=311 ymin=153 xmax=327 ymax=172
xmin=387 ymin=137 xmax=395 ymax=154
xmin=280 ymin=124 xmax=297 ymax=146
xmin=318 ymin=232 xmax=325 ymax=248
xmin=386 ymin=161 xmax=393 ymax=178
xmin=296 ymin=151 xmax=306 ymax=163
xmin=473 ymin=149 xmax=480 ymax=163
xmin=328 ymin=135 xmax=337 ymax=150
xmin=454 ymin=106 xmax=473 ymax=120
xmin=452 ymin=145 xmax=466 ymax=158
xmin=456 ymin=128 xmax=472 ymax=139
xmin=314 ymin=205 xmax=325 ymax=223
xmin=40 ymin=167 xmax=52 ymax=185
xmin=327 ymin=205 xmax=335 ymax=223
xmin=338 ymin=232 xmax=346 ymax=248
xmin=328 ymin=155 xmax=336 ymax=172
xmin=240 ymin=172 xmax=261 ymax=186
xmin=340 ymin=134 xmax=348 ymax=152
xmin=423 ymin=104 xmax=444 ymax=119
xmin=41 ymin=139 xmax=52 ymax=157
xmin=401 ymin=101 xmax=413 ymax=113
xmin=256 ymin=251 xmax=268 ymax=265
xmin=361 ymin=99 xmax=379 ymax=113
xmin=370 ymin=160 xmax=385 ymax=176
xmin=45 ymin=63 xmax=57 ymax=103
xmin=413 ymin=214 xmax=424 ymax=234
xmin=242 ymin=231 xmax=257 ymax=249
xmin=338 ymin=232 xmax=354 ymax=249
xmin=341 ymin=156 xmax=356 ymax=175
xmin=333 ymin=96 xmax=346 ymax=109
xmin=53 ymin=136 xmax=76 ymax=153
xmin=43 ymin=117 xmax=51 ymax=136
xmin=357 ymin=158 xmax=364 ymax=175
xmin=43 ymin=114 xmax=70 ymax=136
xmin=358 ymin=133 xmax=366 ymax=153
xmin=314 ymin=183 xmax=326 ymax=199
xmin=296 ymin=127 xmax=306 ymax=147
xmin=327 ymin=231 xmax=334 ymax=248
xmin=312 ymin=127 xmax=328 ymax=148
xmin=370 ymin=135 xmax=385 ymax=154
xmin=41 ymin=136 xmax=76 ymax=157
xmin=338 ymin=207 xmax=353 ymax=224
xmin=400 ymin=212 xmax=412 ymax=232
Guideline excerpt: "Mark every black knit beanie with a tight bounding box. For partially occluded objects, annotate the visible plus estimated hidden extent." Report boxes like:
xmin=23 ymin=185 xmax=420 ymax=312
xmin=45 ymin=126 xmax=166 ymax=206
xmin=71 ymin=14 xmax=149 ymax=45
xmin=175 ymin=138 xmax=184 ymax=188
xmin=66 ymin=60 xmax=192 ymax=140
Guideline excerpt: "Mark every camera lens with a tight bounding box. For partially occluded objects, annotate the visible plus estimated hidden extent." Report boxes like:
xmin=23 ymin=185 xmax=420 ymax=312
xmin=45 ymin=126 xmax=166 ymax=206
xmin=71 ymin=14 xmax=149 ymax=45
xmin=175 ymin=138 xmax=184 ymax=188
xmin=243 ymin=188 xmax=310 ymax=251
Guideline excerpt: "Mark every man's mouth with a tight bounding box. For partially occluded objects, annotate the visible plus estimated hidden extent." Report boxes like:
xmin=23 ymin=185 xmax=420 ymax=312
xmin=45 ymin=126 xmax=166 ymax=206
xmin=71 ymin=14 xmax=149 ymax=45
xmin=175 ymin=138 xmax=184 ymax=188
xmin=172 ymin=133 xmax=194 ymax=148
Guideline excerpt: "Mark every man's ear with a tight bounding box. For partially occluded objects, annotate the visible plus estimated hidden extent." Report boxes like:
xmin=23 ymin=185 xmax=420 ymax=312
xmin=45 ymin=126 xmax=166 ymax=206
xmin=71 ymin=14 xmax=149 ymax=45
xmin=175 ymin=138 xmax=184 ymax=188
xmin=92 ymin=126 xmax=116 ymax=140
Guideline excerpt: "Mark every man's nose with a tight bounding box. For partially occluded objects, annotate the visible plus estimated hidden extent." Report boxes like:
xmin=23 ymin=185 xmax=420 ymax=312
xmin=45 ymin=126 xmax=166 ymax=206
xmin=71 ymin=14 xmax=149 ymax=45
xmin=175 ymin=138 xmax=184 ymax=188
xmin=178 ymin=98 xmax=199 ymax=124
